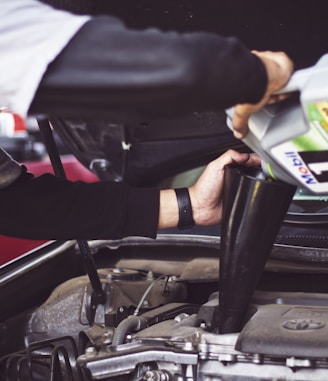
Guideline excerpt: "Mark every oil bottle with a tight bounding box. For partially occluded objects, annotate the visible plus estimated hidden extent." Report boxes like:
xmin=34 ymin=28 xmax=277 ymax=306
xmin=228 ymin=54 xmax=328 ymax=194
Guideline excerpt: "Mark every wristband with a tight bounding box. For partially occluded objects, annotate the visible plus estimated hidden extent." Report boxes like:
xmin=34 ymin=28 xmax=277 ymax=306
xmin=174 ymin=188 xmax=195 ymax=229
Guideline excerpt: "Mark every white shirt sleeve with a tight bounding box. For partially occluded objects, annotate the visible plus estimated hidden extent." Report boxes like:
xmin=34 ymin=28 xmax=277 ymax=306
xmin=0 ymin=0 xmax=91 ymax=118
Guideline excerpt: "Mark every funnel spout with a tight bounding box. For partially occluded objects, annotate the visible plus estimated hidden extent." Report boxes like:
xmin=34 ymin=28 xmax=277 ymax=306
xmin=219 ymin=165 xmax=296 ymax=334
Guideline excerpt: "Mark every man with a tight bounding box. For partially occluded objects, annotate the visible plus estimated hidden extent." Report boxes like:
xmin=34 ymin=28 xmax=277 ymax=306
xmin=0 ymin=0 xmax=292 ymax=240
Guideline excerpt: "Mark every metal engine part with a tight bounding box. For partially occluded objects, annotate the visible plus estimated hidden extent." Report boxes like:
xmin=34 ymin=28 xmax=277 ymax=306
xmin=3 ymin=239 xmax=328 ymax=380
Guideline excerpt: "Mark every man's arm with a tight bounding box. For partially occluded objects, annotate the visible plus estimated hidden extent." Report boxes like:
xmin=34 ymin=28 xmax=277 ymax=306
xmin=29 ymin=15 xmax=269 ymax=119
xmin=1 ymin=1 xmax=292 ymax=122
xmin=0 ymin=149 xmax=259 ymax=240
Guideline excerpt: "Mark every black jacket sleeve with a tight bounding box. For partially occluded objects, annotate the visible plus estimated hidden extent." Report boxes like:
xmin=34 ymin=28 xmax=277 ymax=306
xmin=30 ymin=15 xmax=267 ymax=119
xmin=0 ymin=169 xmax=160 ymax=240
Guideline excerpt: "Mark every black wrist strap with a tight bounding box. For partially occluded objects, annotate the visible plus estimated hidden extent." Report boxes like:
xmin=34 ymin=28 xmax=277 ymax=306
xmin=174 ymin=188 xmax=195 ymax=230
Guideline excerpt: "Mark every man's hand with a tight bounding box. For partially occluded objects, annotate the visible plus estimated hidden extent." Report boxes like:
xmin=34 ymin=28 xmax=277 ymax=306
xmin=189 ymin=150 xmax=261 ymax=226
xmin=158 ymin=150 xmax=261 ymax=229
xmin=232 ymin=50 xmax=294 ymax=139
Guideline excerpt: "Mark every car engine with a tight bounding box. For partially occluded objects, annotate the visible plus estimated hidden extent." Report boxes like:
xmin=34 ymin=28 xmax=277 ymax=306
xmin=1 ymin=235 xmax=328 ymax=381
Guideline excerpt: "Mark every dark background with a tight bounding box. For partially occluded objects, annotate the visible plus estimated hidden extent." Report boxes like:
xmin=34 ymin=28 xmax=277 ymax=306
xmin=93 ymin=0 xmax=327 ymax=70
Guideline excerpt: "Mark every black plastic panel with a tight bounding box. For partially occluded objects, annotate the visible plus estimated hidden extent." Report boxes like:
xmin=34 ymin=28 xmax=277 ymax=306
xmin=237 ymin=302 xmax=328 ymax=358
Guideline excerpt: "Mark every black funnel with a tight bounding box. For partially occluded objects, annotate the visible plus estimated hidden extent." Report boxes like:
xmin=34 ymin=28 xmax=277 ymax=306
xmin=219 ymin=164 xmax=296 ymax=334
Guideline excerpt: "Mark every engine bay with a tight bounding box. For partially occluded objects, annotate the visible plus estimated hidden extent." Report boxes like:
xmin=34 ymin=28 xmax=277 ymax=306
xmin=1 ymin=235 xmax=328 ymax=380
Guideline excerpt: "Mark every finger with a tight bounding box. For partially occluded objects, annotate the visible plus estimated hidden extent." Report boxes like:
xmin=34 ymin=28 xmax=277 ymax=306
xmin=244 ymin=153 xmax=261 ymax=167
xmin=213 ymin=150 xmax=251 ymax=168
xmin=231 ymin=107 xmax=252 ymax=139
xmin=217 ymin=150 xmax=261 ymax=168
